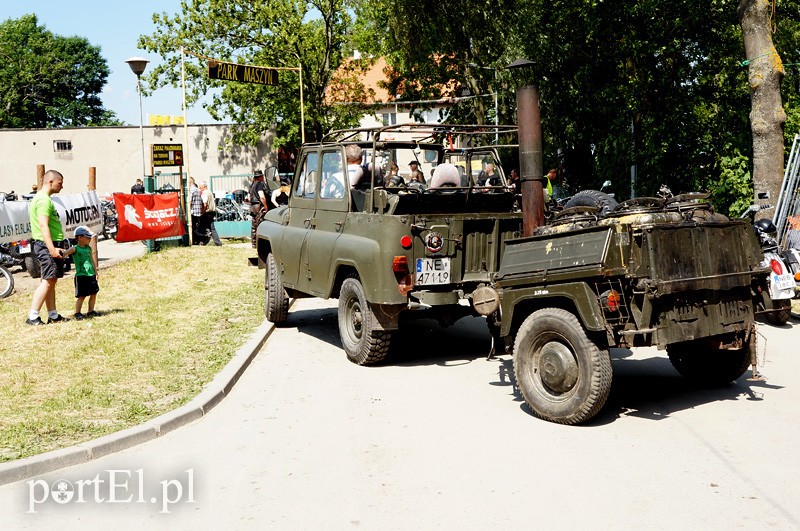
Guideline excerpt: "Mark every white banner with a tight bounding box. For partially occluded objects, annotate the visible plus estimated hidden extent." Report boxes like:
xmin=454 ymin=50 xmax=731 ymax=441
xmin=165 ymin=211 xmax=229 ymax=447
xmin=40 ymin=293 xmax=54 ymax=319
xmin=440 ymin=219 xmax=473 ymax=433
xmin=0 ymin=192 xmax=102 ymax=244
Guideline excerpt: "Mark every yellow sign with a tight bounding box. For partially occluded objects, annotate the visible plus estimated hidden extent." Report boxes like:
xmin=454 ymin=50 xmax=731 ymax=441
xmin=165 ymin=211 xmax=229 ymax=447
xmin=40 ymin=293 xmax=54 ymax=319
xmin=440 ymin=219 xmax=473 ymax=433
xmin=151 ymin=144 xmax=184 ymax=167
xmin=207 ymin=60 xmax=278 ymax=86
xmin=149 ymin=115 xmax=186 ymax=126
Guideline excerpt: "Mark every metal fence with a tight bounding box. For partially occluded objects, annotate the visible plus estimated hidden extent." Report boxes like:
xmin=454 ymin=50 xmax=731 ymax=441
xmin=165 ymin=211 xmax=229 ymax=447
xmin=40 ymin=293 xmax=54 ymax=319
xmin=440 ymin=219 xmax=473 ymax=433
xmin=146 ymin=173 xmax=254 ymax=239
xmin=776 ymin=134 xmax=800 ymax=249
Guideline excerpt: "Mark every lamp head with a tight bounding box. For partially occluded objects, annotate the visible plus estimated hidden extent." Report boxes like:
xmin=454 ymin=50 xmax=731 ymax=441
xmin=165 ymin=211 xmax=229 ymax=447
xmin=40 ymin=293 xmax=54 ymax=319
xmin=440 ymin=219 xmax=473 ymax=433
xmin=125 ymin=56 xmax=150 ymax=77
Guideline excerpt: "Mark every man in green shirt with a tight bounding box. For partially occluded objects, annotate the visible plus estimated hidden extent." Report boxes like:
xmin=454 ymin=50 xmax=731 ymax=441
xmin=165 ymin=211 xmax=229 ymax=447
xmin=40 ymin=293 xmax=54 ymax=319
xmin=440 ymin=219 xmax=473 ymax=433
xmin=26 ymin=170 xmax=69 ymax=326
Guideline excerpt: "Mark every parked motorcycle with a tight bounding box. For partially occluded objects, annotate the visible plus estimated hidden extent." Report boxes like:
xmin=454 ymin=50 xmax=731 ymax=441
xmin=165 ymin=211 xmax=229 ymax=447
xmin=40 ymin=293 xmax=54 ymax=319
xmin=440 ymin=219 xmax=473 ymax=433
xmin=101 ymin=199 xmax=118 ymax=240
xmin=742 ymin=204 xmax=798 ymax=325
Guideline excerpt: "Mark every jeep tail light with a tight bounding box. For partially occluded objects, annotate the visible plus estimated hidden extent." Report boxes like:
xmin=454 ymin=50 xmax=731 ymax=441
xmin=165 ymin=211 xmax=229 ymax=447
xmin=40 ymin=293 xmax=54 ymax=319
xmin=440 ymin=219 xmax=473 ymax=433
xmin=795 ymin=272 xmax=800 ymax=281
xmin=393 ymin=256 xmax=409 ymax=273
xmin=393 ymin=256 xmax=413 ymax=295
xmin=770 ymin=259 xmax=783 ymax=276
xmin=600 ymin=290 xmax=620 ymax=312
xmin=400 ymin=235 xmax=413 ymax=249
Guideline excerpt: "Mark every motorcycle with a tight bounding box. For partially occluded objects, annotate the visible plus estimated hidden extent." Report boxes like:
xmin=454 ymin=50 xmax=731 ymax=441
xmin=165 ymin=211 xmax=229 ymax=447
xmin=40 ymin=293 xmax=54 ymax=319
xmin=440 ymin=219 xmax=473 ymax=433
xmin=101 ymin=199 xmax=118 ymax=240
xmin=741 ymin=204 xmax=799 ymax=325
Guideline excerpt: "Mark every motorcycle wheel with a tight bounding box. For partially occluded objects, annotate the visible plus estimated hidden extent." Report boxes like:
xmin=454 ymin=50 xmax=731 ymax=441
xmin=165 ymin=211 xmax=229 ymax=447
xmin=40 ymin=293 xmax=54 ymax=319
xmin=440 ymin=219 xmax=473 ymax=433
xmin=0 ymin=265 xmax=13 ymax=298
xmin=765 ymin=297 xmax=792 ymax=326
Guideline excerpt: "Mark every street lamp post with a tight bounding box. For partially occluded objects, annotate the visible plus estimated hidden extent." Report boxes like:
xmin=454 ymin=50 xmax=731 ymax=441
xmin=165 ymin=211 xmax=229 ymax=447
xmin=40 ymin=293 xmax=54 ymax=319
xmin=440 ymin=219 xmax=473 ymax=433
xmin=125 ymin=57 xmax=150 ymax=183
xmin=468 ymin=62 xmax=499 ymax=143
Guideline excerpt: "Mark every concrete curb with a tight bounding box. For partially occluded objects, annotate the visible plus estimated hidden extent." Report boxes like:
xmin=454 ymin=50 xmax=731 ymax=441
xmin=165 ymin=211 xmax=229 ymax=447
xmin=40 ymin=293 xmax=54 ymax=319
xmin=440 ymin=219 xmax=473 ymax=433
xmin=0 ymin=318 xmax=277 ymax=486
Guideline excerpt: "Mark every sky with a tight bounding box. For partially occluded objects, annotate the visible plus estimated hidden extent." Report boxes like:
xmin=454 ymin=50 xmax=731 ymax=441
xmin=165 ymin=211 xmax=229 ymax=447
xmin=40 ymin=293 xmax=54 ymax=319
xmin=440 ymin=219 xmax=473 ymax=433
xmin=1 ymin=0 xmax=222 ymax=125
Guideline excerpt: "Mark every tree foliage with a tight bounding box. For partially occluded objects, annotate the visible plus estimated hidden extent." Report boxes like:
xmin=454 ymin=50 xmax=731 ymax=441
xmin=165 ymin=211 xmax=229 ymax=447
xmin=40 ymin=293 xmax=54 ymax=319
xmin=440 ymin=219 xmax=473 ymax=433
xmin=139 ymin=0 xmax=372 ymax=148
xmin=0 ymin=14 xmax=119 ymax=128
xmin=354 ymin=0 xmax=800 ymax=214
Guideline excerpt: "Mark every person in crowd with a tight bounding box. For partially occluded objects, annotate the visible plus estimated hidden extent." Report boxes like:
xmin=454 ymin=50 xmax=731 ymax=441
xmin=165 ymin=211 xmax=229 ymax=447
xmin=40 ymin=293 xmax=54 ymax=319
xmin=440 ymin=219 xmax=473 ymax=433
xmin=386 ymin=161 xmax=406 ymax=188
xmin=479 ymin=163 xmax=502 ymax=187
xmin=546 ymin=168 xmax=566 ymax=201
xmin=508 ymin=168 xmax=521 ymax=195
xmin=250 ymin=169 xmax=269 ymax=247
xmin=199 ymin=180 xmax=222 ymax=246
xmin=189 ymin=177 xmax=207 ymax=245
xmin=26 ymin=170 xmax=69 ymax=325
xmin=271 ymin=175 xmax=291 ymax=207
xmin=62 ymin=225 xmax=99 ymax=319
xmin=387 ymin=161 xmax=400 ymax=179
xmin=345 ymin=145 xmax=366 ymax=188
xmin=408 ymin=161 xmax=425 ymax=183
xmin=130 ymin=178 xmax=145 ymax=194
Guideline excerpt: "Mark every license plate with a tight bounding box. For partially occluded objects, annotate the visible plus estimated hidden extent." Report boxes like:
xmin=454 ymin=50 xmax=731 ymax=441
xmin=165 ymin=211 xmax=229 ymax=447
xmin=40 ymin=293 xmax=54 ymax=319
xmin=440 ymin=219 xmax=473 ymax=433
xmin=415 ymin=258 xmax=451 ymax=285
xmin=773 ymin=273 xmax=796 ymax=290
xmin=19 ymin=242 xmax=31 ymax=254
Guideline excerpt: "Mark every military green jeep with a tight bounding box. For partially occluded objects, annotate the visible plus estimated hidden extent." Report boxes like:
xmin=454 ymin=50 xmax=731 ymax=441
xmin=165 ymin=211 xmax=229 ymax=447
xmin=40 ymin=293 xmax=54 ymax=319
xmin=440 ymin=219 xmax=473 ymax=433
xmin=255 ymin=124 xmax=522 ymax=365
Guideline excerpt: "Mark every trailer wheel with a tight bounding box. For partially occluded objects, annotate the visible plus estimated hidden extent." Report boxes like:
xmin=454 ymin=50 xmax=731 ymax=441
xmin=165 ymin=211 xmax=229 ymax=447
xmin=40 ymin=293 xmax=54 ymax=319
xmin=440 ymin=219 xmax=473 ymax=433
xmin=338 ymin=277 xmax=392 ymax=366
xmin=666 ymin=341 xmax=752 ymax=385
xmin=765 ymin=297 xmax=791 ymax=326
xmin=24 ymin=255 xmax=41 ymax=279
xmin=265 ymin=253 xmax=288 ymax=323
xmin=513 ymin=308 xmax=612 ymax=424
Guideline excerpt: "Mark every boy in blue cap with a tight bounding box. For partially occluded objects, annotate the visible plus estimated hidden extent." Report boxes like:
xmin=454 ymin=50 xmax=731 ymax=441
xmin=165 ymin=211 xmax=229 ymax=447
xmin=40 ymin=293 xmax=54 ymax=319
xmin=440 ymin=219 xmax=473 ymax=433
xmin=63 ymin=225 xmax=100 ymax=319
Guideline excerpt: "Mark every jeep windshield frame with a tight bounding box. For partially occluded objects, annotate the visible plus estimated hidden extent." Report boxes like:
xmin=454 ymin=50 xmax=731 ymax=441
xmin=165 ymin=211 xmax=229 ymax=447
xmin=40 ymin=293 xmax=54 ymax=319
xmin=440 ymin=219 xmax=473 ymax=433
xmin=322 ymin=123 xmax=519 ymax=212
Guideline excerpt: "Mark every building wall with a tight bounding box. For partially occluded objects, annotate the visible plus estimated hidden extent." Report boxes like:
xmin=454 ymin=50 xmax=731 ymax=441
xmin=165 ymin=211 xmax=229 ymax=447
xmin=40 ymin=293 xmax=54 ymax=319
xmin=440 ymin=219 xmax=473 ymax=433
xmin=0 ymin=124 xmax=274 ymax=197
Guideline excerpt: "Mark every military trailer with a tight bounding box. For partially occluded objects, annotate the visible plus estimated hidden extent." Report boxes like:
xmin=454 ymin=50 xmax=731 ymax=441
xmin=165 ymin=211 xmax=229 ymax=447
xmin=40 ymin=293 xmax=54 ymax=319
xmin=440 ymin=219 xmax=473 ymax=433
xmin=480 ymin=196 xmax=766 ymax=424
xmin=254 ymin=120 xmax=768 ymax=425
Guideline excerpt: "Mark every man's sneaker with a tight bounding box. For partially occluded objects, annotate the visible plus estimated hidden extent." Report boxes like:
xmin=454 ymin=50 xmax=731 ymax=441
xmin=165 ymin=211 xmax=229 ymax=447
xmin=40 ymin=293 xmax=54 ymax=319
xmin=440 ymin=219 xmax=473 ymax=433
xmin=87 ymin=311 xmax=99 ymax=317
xmin=74 ymin=312 xmax=86 ymax=320
xmin=25 ymin=317 xmax=44 ymax=326
xmin=48 ymin=314 xmax=70 ymax=323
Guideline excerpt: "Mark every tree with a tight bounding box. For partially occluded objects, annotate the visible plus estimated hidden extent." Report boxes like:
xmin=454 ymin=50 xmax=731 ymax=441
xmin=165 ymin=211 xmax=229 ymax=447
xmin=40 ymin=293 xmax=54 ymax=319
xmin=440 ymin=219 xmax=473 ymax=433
xmin=739 ymin=0 xmax=786 ymax=209
xmin=139 ymin=0 xmax=372 ymax=147
xmin=351 ymin=0 xmax=519 ymax=126
xmin=0 ymin=15 xmax=119 ymax=128
xmin=353 ymin=1 xmax=800 ymax=215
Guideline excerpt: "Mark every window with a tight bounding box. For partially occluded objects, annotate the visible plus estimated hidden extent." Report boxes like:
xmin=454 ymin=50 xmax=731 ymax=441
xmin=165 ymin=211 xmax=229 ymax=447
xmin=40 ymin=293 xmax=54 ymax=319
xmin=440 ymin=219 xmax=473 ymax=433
xmin=296 ymin=152 xmax=319 ymax=199
xmin=381 ymin=112 xmax=396 ymax=126
xmin=320 ymin=151 xmax=345 ymax=200
xmin=53 ymin=140 xmax=72 ymax=152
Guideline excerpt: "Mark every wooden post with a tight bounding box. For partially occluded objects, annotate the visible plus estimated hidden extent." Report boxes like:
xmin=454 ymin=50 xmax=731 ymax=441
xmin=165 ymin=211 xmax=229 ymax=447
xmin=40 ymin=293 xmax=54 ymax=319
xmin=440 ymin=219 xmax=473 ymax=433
xmin=36 ymin=164 xmax=45 ymax=190
xmin=88 ymin=166 xmax=96 ymax=191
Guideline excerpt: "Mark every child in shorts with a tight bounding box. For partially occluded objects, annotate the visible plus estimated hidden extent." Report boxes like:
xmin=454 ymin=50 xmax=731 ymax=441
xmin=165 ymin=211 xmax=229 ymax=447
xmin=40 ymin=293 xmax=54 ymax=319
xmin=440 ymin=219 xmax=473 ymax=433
xmin=63 ymin=225 xmax=99 ymax=319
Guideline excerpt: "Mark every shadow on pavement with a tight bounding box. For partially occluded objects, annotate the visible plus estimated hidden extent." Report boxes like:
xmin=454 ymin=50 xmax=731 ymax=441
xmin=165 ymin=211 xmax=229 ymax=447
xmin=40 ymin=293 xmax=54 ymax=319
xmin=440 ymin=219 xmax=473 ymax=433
xmin=286 ymin=305 xmax=783 ymax=426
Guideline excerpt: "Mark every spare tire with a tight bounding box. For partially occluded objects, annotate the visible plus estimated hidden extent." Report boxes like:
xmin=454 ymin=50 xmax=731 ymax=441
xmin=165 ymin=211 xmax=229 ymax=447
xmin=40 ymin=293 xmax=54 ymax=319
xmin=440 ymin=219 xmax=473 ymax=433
xmin=564 ymin=190 xmax=618 ymax=217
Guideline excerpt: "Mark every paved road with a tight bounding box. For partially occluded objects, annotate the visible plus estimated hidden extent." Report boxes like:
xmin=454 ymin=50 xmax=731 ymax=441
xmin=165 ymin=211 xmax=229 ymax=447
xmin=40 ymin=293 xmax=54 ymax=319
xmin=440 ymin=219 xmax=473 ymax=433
xmin=1 ymin=298 xmax=798 ymax=529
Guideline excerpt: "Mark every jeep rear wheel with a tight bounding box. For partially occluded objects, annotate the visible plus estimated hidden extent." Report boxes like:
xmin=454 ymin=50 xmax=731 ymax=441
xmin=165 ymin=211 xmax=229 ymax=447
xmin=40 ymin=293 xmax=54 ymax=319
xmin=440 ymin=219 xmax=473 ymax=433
xmin=338 ymin=277 xmax=391 ymax=365
xmin=667 ymin=341 xmax=752 ymax=385
xmin=265 ymin=253 xmax=289 ymax=323
xmin=513 ymin=308 xmax=612 ymax=425
xmin=24 ymin=255 xmax=40 ymax=279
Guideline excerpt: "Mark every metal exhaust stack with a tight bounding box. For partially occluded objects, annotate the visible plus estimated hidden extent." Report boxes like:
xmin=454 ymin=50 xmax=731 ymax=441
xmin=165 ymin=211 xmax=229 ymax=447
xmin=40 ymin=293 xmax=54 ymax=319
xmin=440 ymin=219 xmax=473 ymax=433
xmin=508 ymin=59 xmax=545 ymax=236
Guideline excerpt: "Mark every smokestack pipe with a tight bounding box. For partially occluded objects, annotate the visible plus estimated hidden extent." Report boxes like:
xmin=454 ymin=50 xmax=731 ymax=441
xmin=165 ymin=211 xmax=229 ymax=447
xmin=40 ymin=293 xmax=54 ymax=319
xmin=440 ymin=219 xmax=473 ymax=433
xmin=516 ymin=84 xmax=545 ymax=236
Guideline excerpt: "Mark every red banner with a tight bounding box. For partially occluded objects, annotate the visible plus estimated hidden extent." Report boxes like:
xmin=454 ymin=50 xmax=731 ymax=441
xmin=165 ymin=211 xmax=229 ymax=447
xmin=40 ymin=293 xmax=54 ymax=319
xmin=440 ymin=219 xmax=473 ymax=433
xmin=113 ymin=192 xmax=185 ymax=243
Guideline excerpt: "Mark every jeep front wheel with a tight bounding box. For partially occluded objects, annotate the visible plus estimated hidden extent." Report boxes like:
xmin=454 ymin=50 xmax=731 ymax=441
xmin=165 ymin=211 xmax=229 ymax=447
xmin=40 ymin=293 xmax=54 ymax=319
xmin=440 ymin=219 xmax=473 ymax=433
xmin=338 ymin=277 xmax=392 ymax=365
xmin=265 ymin=253 xmax=289 ymax=323
xmin=513 ymin=308 xmax=612 ymax=425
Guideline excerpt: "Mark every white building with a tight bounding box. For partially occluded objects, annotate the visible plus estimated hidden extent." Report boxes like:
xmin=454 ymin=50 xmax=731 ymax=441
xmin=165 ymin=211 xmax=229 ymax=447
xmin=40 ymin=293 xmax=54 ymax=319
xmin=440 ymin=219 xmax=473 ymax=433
xmin=0 ymin=124 xmax=274 ymax=198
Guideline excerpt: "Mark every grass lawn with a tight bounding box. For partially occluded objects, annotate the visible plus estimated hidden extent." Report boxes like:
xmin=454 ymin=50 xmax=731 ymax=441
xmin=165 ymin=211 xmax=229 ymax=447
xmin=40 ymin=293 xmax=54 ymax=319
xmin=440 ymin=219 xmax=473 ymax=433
xmin=0 ymin=243 xmax=263 ymax=462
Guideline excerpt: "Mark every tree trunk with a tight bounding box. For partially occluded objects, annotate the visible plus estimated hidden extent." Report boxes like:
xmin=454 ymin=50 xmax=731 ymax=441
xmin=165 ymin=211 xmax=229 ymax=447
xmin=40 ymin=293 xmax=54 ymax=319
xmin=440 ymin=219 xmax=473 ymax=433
xmin=738 ymin=0 xmax=786 ymax=211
